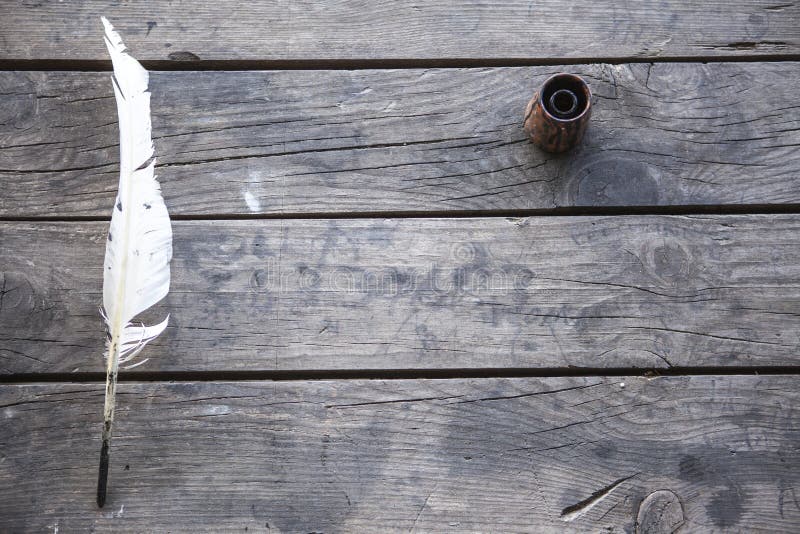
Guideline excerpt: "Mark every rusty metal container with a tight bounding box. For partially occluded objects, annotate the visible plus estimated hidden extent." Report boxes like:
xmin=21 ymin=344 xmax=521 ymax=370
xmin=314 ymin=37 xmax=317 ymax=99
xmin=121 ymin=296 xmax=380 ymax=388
xmin=524 ymin=73 xmax=592 ymax=153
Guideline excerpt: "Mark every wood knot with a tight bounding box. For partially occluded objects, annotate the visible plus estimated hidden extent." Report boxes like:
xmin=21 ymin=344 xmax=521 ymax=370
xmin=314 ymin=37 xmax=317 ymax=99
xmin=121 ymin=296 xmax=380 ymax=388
xmin=649 ymin=241 xmax=692 ymax=284
xmin=0 ymin=73 xmax=37 ymax=131
xmin=567 ymin=157 xmax=660 ymax=206
xmin=636 ymin=489 xmax=684 ymax=533
xmin=0 ymin=271 xmax=49 ymax=326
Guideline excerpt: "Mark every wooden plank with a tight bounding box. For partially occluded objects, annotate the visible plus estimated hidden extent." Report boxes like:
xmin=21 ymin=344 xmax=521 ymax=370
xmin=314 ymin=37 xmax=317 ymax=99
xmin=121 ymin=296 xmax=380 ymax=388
xmin=1 ymin=1 xmax=799 ymax=62
xmin=1 ymin=375 xmax=798 ymax=531
xmin=2 ymin=215 xmax=799 ymax=374
xmin=2 ymin=63 xmax=800 ymax=218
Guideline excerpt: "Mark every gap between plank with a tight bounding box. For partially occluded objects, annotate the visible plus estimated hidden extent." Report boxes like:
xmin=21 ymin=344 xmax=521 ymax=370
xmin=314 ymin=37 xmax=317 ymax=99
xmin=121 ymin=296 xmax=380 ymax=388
xmin=2 ymin=366 xmax=800 ymax=385
xmin=2 ymin=54 xmax=800 ymax=72
xmin=4 ymin=203 xmax=800 ymax=223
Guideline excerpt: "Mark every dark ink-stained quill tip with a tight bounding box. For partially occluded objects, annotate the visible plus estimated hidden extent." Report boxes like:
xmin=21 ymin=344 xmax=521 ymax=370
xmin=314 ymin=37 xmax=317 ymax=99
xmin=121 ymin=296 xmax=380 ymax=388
xmin=97 ymin=440 xmax=110 ymax=507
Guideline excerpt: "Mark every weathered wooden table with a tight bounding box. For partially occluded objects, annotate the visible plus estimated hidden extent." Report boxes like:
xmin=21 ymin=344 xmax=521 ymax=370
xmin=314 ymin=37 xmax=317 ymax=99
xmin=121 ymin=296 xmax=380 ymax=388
xmin=2 ymin=2 xmax=800 ymax=532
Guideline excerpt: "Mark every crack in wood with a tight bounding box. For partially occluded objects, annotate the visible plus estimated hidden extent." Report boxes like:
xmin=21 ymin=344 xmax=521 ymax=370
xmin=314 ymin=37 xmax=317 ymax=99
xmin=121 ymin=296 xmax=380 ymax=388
xmin=560 ymin=473 xmax=638 ymax=521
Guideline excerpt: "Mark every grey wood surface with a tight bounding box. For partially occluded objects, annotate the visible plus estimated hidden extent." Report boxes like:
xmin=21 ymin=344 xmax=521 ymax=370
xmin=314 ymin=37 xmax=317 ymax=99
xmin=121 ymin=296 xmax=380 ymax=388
xmin=1 ymin=1 xmax=799 ymax=62
xmin=2 ymin=62 xmax=800 ymax=218
xmin=3 ymin=1 xmax=800 ymax=532
xmin=1 ymin=375 xmax=798 ymax=532
xmin=3 ymin=215 xmax=799 ymax=374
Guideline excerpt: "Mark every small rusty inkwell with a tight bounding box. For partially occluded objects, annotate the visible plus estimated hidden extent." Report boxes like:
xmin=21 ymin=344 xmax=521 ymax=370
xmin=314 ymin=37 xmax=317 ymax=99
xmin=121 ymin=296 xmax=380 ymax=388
xmin=524 ymin=73 xmax=591 ymax=153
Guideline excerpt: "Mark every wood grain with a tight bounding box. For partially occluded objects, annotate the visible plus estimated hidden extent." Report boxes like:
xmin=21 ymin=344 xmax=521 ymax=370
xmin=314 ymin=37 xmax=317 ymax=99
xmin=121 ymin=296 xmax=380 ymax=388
xmin=1 ymin=375 xmax=798 ymax=532
xmin=2 ymin=62 xmax=800 ymax=217
xmin=2 ymin=215 xmax=799 ymax=374
xmin=1 ymin=1 xmax=798 ymax=62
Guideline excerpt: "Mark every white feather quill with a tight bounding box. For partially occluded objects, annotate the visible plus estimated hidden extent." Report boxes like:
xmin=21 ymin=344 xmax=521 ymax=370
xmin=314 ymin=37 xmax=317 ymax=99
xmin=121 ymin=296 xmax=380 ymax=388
xmin=97 ymin=16 xmax=172 ymax=507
